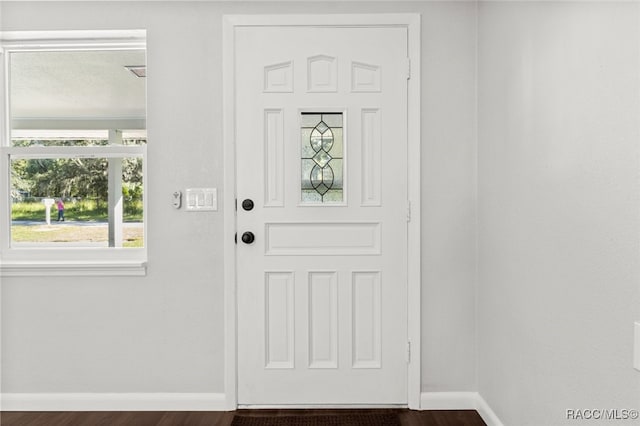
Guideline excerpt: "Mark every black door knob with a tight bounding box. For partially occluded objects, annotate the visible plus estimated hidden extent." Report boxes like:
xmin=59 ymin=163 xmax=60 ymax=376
xmin=241 ymin=231 xmax=255 ymax=244
xmin=242 ymin=199 xmax=254 ymax=211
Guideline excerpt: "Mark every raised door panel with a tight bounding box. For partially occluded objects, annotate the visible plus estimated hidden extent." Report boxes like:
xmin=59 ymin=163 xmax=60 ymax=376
xmin=308 ymin=271 xmax=339 ymax=369
xmin=307 ymin=55 xmax=337 ymax=93
xmin=264 ymin=61 xmax=293 ymax=93
xmin=351 ymin=271 xmax=382 ymax=369
xmin=265 ymin=272 xmax=295 ymax=369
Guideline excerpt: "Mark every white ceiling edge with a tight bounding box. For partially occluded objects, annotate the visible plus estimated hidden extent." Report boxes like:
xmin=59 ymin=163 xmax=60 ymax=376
xmin=0 ymin=0 xmax=413 ymax=1
xmin=0 ymin=0 xmax=472 ymax=2
xmin=0 ymin=0 xmax=634 ymax=2
xmin=0 ymin=0 xmax=634 ymax=6
xmin=0 ymin=30 xmax=146 ymax=50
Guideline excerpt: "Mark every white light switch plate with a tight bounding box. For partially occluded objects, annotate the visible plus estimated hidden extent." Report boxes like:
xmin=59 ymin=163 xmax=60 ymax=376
xmin=185 ymin=188 xmax=217 ymax=211
xmin=635 ymin=322 xmax=640 ymax=372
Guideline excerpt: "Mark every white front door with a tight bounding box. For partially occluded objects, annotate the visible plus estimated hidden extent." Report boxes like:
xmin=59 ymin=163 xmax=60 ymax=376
xmin=235 ymin=25 xmax=409 ymax=405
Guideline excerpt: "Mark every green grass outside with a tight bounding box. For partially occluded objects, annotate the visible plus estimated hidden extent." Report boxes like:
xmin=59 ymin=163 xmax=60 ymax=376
xmin=11 ymin=224 xmax=143 ymax=247
xmin=11 ymin=200 xmax=143 ymax=222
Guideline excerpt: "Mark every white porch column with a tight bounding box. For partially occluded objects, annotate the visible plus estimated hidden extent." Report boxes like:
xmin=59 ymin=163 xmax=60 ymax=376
xmin=108 ymin=129 xmax=123 ymax=247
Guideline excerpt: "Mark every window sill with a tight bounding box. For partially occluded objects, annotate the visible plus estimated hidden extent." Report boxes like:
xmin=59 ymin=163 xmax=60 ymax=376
xmin=0 ymin=260 xmax=147 ymax=277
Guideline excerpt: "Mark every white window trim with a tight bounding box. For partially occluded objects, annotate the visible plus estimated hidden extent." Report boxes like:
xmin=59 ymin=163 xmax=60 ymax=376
xmin=0 ymin=30 xmax=147 ymax=277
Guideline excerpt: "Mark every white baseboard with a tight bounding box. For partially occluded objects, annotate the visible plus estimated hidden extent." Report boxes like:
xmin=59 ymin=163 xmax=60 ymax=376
xmin=475 ymin=394 xmax=505 ymax=426
xmin=420 ymin=392 xmax=505 ymax=426
xmin=0 ymin=392 xmax=229 ymax=411
xmin=420 ymin=392 xmax=478 ymax=410
xmin=1 ymin=390 xmax=503 ymax=423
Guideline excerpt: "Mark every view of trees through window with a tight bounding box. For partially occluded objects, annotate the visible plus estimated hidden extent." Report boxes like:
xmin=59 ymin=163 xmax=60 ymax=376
xmin=10 ymin=139 xmax=145 ymax=247
xmin=11 ymin=140 xmax=144 ymax=210
xmin=6 ymin=45 xmax=147 ymax=249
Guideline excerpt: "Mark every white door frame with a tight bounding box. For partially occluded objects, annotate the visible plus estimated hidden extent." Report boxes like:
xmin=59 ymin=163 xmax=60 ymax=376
xmin=222 ymin=14 xmax=421 ymax=410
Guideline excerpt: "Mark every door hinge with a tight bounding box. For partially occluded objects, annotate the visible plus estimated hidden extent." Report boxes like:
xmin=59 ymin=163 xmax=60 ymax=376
xmin=407 ymin=341 xmax=412 ymax=363
xmin=406 ymin=58 xmax=411 ymax=80
xmin=406 ymin=200 xmax=412 ymax=222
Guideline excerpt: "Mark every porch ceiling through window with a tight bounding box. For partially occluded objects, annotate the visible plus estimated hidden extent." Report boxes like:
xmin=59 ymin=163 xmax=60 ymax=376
xmin=10 ymin=49 xmax=146 ymax=131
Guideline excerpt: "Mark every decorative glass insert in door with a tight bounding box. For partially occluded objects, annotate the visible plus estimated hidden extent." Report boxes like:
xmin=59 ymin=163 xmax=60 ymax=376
xmin=301 ymin=113 xmax=343 ymax=203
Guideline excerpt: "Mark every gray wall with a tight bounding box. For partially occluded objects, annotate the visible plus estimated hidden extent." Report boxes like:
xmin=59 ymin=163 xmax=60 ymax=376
xmin=10 ymin=4 xmax=636 ymax=422
xmin=0 ymin=1 xmax=478 ymax=394
xmin=478 ymin=1 xmax=640 ymax=425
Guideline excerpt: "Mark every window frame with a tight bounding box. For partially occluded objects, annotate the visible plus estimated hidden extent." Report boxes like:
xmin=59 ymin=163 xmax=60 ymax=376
xmin=0 ymin=30 xmax=148 ymax=276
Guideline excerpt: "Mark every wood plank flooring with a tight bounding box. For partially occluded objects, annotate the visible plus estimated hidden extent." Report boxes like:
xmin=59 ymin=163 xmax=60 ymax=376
xmin=1 ymin=409 xmax=486 ymax=426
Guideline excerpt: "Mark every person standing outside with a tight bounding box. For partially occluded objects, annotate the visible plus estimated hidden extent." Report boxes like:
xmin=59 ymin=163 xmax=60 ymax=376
xmin=56 ymin=198 xmax=65 ymax=222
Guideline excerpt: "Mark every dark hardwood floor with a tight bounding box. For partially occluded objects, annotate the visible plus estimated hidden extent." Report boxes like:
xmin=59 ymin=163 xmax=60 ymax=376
xmin=1 ymin=409 xmax=486 ymax=426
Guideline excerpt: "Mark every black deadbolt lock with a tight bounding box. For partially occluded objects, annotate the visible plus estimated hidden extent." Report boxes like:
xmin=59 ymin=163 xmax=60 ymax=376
xmin=242 ymin=199 xmax=254 ymax=211
xmin=241 ymin=231 xmax=255 ymax=244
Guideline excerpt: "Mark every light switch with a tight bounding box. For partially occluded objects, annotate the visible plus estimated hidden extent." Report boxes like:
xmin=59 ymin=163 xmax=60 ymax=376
xmin=185 ymin=188 xmax=217 ymax=211
xmin=187 ymin=192 xmax=197 ymax=208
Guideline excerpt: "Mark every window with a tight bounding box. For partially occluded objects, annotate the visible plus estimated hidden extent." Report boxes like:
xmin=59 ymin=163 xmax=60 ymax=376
xmin=0 ymin=31 xmax=147 ymax=276
xmin=300 ymin=112 xmax=344 ymax=203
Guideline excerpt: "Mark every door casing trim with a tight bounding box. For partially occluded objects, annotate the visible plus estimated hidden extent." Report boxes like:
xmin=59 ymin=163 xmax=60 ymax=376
xmin=222 ymin=13 xmax=421 ymax=410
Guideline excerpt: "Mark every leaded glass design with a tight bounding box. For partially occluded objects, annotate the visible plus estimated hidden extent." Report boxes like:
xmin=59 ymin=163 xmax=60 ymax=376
xmin=301 ymin=113 xmax=343 ymax=203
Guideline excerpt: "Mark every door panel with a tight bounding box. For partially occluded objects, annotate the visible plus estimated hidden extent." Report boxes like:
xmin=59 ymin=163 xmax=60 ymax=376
xmin=236 ymin=26 xmax=408 ymax=405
